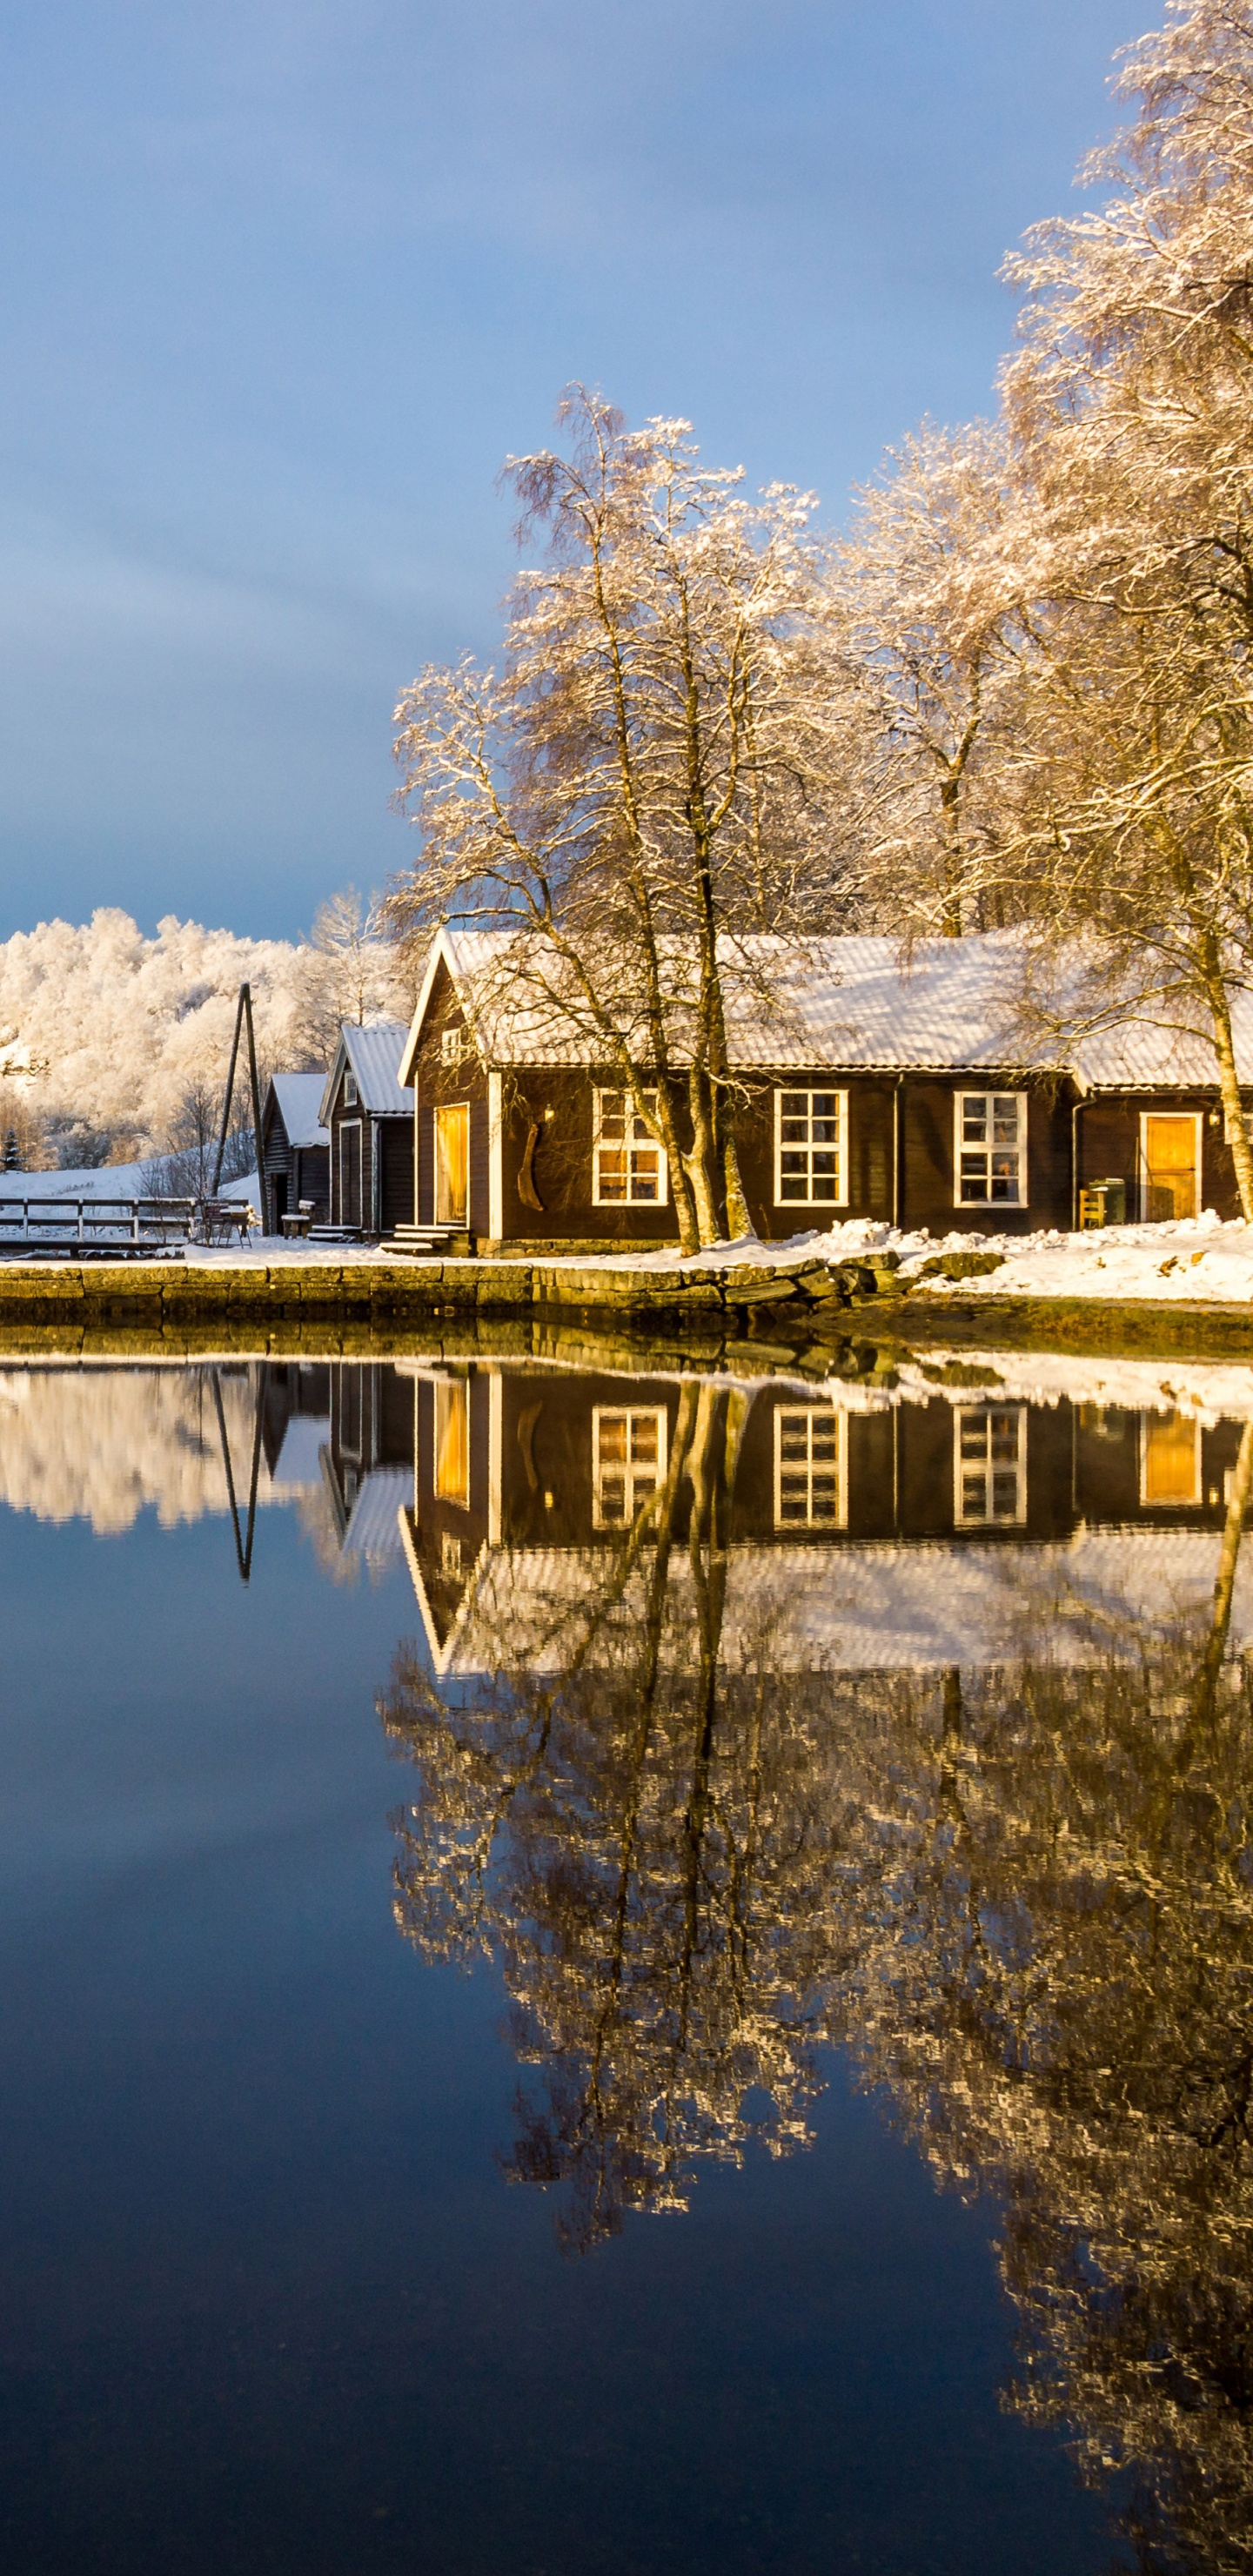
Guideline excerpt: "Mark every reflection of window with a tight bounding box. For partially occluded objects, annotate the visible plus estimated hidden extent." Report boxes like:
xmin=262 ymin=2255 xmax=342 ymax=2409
xmin=954 ymin=1406 xmax=1027 ymax=1525
xmin=774 ymin=1405 xmax=846 ymax=1528
xmin=593 ymin=1091 xmax=666 ymax=1204
xmin=593 ymin=1406 xmax=667 ymax=1528
xmin=434 ymin=1379 xmax=470 ymax=1507
xmin=955 ymin=1093 xmax=1026 ymax=1204
xmin=774 ymin=1090 xmax=848 ymax=1206
xmin=440 ymin=1528 xmax=463 ymax=1576
xmin=1140 ymin=1409 xmax=1201 ymax=1506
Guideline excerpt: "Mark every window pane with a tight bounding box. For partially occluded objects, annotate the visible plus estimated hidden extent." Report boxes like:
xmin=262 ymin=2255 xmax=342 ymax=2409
xmin=962 ymin=1101 xmax=988 ymax=1140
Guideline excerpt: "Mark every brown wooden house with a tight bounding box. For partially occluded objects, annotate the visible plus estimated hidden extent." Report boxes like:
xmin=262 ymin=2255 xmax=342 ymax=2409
xmin=318 ymin=1021 xmax=414 ymax=1235
xmin=397 ymin=929 xmax=1253 ymax=1249
xmin=258 ymin=1074 xmax=331 ymax=1234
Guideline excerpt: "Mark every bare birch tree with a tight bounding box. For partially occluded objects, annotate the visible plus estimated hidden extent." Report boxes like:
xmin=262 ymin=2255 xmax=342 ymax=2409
xmin=385 ymin=390 xmax=857 ymax=1251
xmin=291 ymin=886 xmax=406 ymax=1066
xmin=825 ymin=421 xmax=1023 ymax=937
xmin=999 ymin=0 xmax=1253 ymax=1212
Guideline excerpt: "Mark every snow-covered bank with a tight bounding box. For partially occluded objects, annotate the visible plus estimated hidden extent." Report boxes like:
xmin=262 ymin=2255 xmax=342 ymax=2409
xmin=643 ymin=1210 xmax=1253 ymax=1305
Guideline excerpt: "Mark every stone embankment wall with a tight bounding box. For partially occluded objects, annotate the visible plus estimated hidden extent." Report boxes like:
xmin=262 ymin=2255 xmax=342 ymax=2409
xmin=0 ymin=1247 xmax=931 ymax=1331
xmin=0 ymin=1248 xmax=1249 ymax=1358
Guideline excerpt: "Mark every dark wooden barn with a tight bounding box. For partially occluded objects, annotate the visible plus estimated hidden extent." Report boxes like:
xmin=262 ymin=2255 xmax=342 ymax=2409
xmin=258 ymin=1074 xmax=331 ymax=1235
xmin=319 ymin=1022 xmax=414 ymax=1236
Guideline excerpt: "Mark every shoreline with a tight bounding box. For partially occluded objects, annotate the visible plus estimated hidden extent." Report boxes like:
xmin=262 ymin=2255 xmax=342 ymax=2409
xmin=0 ymin=1255 xmax=1250 ymax=1362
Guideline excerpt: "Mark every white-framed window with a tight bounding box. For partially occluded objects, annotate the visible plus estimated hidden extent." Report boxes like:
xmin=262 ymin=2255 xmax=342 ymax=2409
xmin=955 ymin=1092 xmax=1026 ymax=1206
xmin=774 ymin=1088 xmax=848 ymax=1206
xmin=954 ymin=1405 xmax=1028 ymax=1526
xmin=593 ymin=1405 xmax=667 ymax=1529
xmin=774 ymin=1404 xmax=847 ymax=1529
xmin=440 ymin=1025 xmax=466 ymax=1067
xmin=344 ymin=1071 xmax=358 ymax=1109
xmin=593 ymin=1090 xmax=667 ymax=1205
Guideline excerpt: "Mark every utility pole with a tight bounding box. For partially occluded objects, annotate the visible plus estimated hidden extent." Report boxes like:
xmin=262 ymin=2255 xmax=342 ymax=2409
xmin=212 ymin=983 xmax=265 ymax=1197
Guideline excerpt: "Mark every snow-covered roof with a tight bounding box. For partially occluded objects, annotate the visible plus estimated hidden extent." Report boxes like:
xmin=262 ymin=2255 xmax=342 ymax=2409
xmin=341 ymin=1465 xmax=411 ymax=1569
xmin=318 ymin=1020 xmax=410 ymax=1124
xmin=399 ymin=925 xmax=1253 ymax=1090
xmin=411 ymin=1528 xmax=1253 ymax=1680
xmin=268 ymin=1074 xmax=330 ymax=1150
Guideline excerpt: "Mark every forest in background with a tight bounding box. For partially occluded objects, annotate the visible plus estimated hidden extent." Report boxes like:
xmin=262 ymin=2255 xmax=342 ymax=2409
xmin=0 ymin=893 xmax=411 ymax=1171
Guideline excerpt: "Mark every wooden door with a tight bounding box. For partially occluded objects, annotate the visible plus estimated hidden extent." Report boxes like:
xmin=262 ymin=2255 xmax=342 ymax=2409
xmin=1142 ymin=1116 xmax=1197 ymax=1221
xmin=435 ymin=1105 xmax=469 ymax=1224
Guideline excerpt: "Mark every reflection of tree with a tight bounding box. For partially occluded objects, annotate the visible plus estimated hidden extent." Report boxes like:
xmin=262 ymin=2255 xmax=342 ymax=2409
xmin=382 ymin=1382 xmax=855 ymax=2250
xmin=382 ymin=1412 xmax=1253 ymax=2566
xmin=847 ymin=1428 xmax=1253 ymax=2576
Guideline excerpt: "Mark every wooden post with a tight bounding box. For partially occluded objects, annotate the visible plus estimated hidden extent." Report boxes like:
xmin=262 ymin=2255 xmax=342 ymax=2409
xmin=243 ymin=985 xmax=264 ymax=1217
xmin=212 ymin=987 xmax=247 ymax=1196
xmin=211 ymin=981 xmax=265 ymax=1208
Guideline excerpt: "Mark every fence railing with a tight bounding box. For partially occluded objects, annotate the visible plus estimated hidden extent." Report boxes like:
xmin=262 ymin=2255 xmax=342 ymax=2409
xmin=0 ymin=1197 xmax=198 ymax=1250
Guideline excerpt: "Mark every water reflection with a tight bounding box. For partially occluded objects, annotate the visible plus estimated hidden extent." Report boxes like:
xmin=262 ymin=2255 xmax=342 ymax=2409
xmin=346 ymin=1352 xmax=1253 ymax=2576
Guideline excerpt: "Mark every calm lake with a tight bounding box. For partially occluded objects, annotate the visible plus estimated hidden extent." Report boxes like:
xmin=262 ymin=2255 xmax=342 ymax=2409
xmin=2 ymin=1342 xmax=1250 ymax=2575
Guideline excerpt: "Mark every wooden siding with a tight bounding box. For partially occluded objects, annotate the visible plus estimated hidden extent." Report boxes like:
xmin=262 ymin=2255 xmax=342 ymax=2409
xmin=1076 ymin=1093 xmax=1242 ymax=1222
xmin=327 ymin=1060 xmax=409 ymax=1231
xmin=898 ymin=1078 xmax=1072 ymax=1235
xmin=379 ymin=1120 xmax=414 ymax=1231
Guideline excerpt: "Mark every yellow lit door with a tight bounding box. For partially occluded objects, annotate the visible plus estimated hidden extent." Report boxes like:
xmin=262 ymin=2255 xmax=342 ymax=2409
xmin=434 ymin=1378 xmax=470 ymax=1506
xmin=1143 ymin=1116 xmax=1197 ymax=1220
xmin=1141 ymin=1409 xmax=1201 ymax=1506
xmin=435 ymin=1104 xmax=469 ymax=1224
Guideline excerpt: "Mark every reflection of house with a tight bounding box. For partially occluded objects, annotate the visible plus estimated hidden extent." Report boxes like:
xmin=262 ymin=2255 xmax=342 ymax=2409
xmin=317 ymin=1361 xmax=416 ymax=1575
xmin=387 ymin=1360 xmax=1250 ymax=1676
xmin=395 ymin=928 xmax=1253 ymax=1248
xmin=318 ymin=1023 xmax=414 ymax=1235
xmin=260 ymin=1361 xmax=332 ymax=1486
xmin=258 ymin=1077 xmax=331 ymax=1235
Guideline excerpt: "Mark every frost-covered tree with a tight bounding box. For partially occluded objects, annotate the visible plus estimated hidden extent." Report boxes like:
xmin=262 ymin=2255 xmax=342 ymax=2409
xmin=290 ymin=886 xmax=410 ymax=1065
xmin=387 ymin=389 xmax=858 ymax=1251
xmin=999 ymin=0 xmax=1253 ymax=1213
xmin=825 ymin=421 xmax=1023 ymax=936
xmin=0 ymin=911 xmax=321 ymax=1164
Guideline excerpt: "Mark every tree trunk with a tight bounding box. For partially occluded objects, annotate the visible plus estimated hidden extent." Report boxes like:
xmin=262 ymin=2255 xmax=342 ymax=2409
xmin=720 ymin=1122 xmax=753 ymax=1240
xmin=1203 ymin=963 xmax=1253 ymax=1222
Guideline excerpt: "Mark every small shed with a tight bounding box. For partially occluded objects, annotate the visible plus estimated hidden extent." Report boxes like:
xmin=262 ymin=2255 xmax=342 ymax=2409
xmin=259 ymin=1074 xmax=332 ymax=1234
xmin=319 ymin=1022 xmax=414 ymax=1234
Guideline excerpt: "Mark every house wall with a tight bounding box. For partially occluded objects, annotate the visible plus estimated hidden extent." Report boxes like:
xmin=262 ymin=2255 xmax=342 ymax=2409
xmin=1076 ymin=1092 xmax=1241 ymax=1221
xmin=259 ymin=1098 xmax=290 ymax=1235
xmin=289 ymin=1144 xmax=329 ymax=1221
xmin=492 ymin=1070 xmax=1074 ymax=1243
xmin=411 ymin=962 xmax=492 ymax=1237
xmin=327 ymin=1069 xmax=364 ymax=1226
xmin=379 ymin=1121 xmax=414 ymax=1232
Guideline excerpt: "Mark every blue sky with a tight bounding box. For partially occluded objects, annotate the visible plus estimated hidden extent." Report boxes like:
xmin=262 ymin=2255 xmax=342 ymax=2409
xmin=0 ymin=0 xmax=1150 ymax=941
